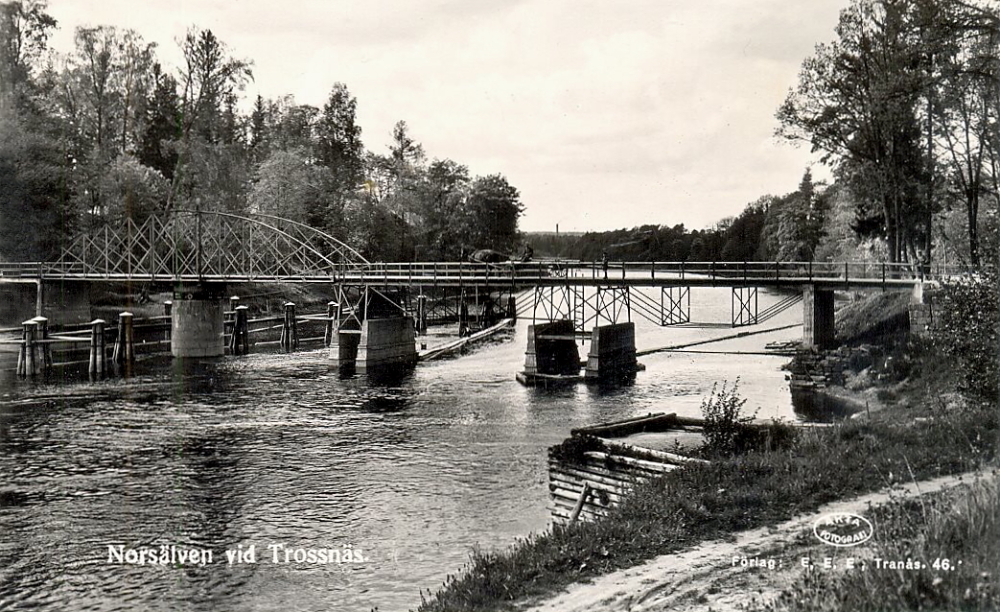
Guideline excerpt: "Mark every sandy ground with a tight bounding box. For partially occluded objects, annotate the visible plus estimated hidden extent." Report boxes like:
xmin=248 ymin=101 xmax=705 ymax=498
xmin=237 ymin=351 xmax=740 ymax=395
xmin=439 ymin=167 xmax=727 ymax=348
xmin=522 ymin=469 xmax=995 ymax=612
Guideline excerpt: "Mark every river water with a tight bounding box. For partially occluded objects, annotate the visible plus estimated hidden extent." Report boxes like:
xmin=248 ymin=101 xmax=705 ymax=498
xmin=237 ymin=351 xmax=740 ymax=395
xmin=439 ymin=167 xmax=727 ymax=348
xmin=0 ymin=286 xmax=809 ymax=612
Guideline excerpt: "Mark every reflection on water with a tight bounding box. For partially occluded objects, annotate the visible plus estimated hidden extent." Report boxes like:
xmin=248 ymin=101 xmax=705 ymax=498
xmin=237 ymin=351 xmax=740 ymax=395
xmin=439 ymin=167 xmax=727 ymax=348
xmin=1 ymin=287 xmax=823 ymax=611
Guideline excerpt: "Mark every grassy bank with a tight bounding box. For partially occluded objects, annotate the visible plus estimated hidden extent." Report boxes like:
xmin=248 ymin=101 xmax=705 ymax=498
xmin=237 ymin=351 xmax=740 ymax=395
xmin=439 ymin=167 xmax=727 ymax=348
xmin=759 ymin=474 xmax=1000 ymax=611
xmin=418 ymin=392 xmax=997 ymax=611
xmin=416 ymin=289 xmax=999 ymax=612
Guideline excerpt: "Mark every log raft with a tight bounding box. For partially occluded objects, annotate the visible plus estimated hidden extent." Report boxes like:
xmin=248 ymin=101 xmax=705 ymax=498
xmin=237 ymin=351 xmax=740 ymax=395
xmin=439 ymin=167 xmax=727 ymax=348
xmin=548 ymin=412 xmax=710 ymax=525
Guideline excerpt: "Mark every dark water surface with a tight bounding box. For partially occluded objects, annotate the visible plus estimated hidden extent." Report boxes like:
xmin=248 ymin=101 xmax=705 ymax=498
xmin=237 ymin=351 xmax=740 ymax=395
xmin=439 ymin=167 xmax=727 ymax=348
xmin=1 ymin=287 xmax=810 ymax=611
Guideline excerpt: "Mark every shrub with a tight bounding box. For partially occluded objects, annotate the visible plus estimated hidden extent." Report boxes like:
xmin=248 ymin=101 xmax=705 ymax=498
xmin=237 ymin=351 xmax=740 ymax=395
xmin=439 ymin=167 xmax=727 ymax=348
xmin=700 ymin=378 xmax=759 ymax=456
xmin=932 ymin=267 xmax=999 ymax=402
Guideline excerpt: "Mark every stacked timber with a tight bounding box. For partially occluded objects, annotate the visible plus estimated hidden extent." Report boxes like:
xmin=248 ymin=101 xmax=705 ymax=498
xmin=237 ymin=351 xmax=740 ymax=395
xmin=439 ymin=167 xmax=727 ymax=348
xmin=548 ymin=413 xmax=709 ymax=525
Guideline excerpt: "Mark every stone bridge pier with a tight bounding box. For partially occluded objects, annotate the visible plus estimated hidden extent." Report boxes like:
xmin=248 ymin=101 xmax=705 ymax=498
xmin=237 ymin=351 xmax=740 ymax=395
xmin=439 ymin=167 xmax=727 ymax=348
xmin=802 ymin=285 xmax=835 ymax=349
xmin=171 ymin=283 xmax=227 ymax=358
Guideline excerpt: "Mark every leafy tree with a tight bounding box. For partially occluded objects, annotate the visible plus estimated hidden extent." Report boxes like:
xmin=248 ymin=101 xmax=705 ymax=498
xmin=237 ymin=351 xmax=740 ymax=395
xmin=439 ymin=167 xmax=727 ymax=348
xmin=932 ymin=1 xmax=999 ymax=266
xmin=138 ymin=63 xmax=181 ymax=179
xmin=0 ymin=0 xmax=56 ymax=111
xmin=414 ymin=158 xmax=469 ymax=260
xmin=99 ymin=154 xmax=168 ymax=224
xmin=778 ymin=0 xmax=936 ymax=264
xmin=0 ymin=115 xmax=70 ymax=260
xmin=248 ymin=148 xmax=339 ymax=230
xmin=315 ymin=83 xmax=364 ymax=199
xmin=461 ymin=174 xmax=523 ymax=253
xmin=177 ymin=27 xmax=252 ymax=144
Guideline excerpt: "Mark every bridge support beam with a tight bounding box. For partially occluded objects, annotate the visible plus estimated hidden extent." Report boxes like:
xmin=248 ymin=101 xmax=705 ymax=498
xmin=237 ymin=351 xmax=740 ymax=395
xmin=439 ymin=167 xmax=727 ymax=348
xmin=732 ymin=287 xmax=758 ymax=327
xmin=661 ymin=287 xmax=690 ymax=325
xmin=171 ymin=284 xmax=226 ymax=358
xmin=585 ymin=322 xmax=637 ymax=381
xmin=355 ymin=316 xmax=418 ymax=372
xmin=803 ymin=285 xmax=835 ymax=349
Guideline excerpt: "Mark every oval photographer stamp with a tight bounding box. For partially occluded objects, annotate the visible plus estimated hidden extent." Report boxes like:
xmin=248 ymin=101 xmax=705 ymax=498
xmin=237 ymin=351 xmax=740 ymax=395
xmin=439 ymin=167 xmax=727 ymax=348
xmin=812 ymin=512 xmax=874 ymax=547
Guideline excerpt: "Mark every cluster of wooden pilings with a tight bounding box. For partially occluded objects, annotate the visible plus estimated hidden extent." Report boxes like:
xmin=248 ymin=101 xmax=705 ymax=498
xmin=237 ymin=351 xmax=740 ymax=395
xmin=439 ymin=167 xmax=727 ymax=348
xmin=8 ymin=311 xmax=148 ymax=379
xmin=2 ymin=295 xmax=343 ymax=381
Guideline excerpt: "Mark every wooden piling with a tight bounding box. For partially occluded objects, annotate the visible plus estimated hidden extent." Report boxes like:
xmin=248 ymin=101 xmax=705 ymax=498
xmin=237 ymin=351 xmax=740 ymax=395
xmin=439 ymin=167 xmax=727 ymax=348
xmin=113 ymin=312 xmax=135 ymax=371
xmin=31 ymin=316 xmax=52 ymax=372
xmin=230 ymin=305 xmax=250 ymax=355
xmin=417 ymin=295 xmax=428 ymax=335
xmin=459 ymin=297 xmax=469 ymax=337
xmin=89 ymin=319 xmax=106 ymax=379
xmin=280 ymin=302 xmax=298 ymax=351
xmin=507 ymin=294 xmax=517 ymax=321
xmin=21 ymin=320 xmax=40 ymax=377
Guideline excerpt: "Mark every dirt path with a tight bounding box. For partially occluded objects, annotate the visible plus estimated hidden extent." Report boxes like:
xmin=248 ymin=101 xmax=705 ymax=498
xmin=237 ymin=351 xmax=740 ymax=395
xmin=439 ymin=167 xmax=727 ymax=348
xmin=522 ymin=470 xmax=992 ymax=612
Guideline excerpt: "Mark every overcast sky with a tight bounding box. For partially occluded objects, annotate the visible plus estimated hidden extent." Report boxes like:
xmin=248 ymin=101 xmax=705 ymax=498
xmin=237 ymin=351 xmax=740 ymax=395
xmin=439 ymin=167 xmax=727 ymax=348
xmin=46 ymin=0 xmax=847 ymax=232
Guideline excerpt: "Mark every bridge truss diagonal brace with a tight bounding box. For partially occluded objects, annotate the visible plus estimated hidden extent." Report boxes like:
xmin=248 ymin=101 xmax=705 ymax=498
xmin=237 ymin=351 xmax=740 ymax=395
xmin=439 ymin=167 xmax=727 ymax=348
xmin=594 ymin=286 xmax=631 ymax=328
xmin=732 ymin=287 xmax=758 ymax=327
xmin=530 ymin=285 xmax=632 ymax=335
xmin=660 ymin=286 xmax=690 ymax=325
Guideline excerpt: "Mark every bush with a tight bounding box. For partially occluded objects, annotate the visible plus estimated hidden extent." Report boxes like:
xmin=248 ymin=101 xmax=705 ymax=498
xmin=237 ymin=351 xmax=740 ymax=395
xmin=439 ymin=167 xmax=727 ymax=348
xmin=932 ymin=268 xmax=999 ymax=402
xmin=700 ymin=379 xmax=759 ymax=456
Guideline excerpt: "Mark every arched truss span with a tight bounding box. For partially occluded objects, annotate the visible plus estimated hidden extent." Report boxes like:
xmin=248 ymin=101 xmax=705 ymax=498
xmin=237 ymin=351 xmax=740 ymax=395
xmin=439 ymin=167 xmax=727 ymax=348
xmin=53 ymin=210 xmax=369 ymax=280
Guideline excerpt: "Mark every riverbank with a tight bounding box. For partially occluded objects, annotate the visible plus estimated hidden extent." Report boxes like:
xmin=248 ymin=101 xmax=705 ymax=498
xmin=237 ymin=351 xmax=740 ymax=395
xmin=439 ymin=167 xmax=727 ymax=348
xmin=521 ymin=468 xmax=998 ymax=612
xmin=415 ymin=290 xmax=999 ymax=612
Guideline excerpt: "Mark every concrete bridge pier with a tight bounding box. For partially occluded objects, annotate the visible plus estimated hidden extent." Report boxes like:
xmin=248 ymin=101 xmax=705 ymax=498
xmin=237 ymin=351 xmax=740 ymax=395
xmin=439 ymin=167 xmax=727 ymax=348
xmin=585 ymin=322 xmax=637 ymax=381
xmin=803 ymin=285 xmax=835 ymax=349
xmin=171 ymin=283 xmax=227 ymax=358
xmin=522 ymin=320 xmax=581 ymax=378
xmin=355 ymin=317 xmax=418 ymax=372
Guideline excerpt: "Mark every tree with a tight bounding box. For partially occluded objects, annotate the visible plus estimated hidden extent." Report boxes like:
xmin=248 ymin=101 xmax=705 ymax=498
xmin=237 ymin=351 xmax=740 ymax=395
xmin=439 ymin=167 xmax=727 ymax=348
xmin=177 ymin=27 xmax=252 ymax=144
xmin=778 ymin=0 xmax=935 ymax=264
xmin=138 ymin=63 xmax=181 ymax=179
xmin=461 ymin=174 xmax=523 ymax=253
xmin=0 ymin=0 xmax=56 ymax=111
xmin=0 ymin=115 xmax=70 ymax=260
xmin=932 ymin=1 xmax=999 ymax=266
xmin=99 ymin=154 xmax=168 ymax=224
xmin=414 ymin=158 xmax=469 ymax=260
xmin=248 ymin=148 xmax=338 ymax=228
xmin=315 ymin=83 xmax=364 ymax=199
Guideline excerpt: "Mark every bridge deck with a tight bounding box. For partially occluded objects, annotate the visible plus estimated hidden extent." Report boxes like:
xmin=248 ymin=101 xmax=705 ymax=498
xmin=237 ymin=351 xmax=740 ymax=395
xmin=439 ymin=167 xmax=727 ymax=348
xmin=0 ymin=260 xmax=967 ymax=289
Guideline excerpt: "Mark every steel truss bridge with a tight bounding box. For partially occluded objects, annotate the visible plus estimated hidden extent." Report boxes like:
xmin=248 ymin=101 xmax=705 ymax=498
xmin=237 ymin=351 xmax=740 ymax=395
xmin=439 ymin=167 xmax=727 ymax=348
xmin=0 ymin=209 xmax=967 ymax=329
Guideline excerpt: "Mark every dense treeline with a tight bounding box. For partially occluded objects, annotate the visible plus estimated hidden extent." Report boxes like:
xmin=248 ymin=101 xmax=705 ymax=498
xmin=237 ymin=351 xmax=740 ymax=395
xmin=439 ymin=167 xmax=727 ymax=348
xmin=0 ymin=1 xmax=523 ymax=262
xmin=529 ymin=170 xmax=828 ymax=263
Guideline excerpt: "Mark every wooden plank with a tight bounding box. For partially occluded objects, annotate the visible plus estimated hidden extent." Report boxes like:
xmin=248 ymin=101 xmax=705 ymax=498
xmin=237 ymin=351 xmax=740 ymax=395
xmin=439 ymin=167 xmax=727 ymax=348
xmin=548 ymin=479 xmax=628 ymax=504
xmin=600 ymin=439 xmax=709 ymax=465
xmin=549 ymin=487 xmax=622 ymax=508
xmin=571 ymin=412 xmax=705 ymax=438
xmin=583 ymin=451 xmax=680 ymax=474
xmin=549 ymin=466 xmax=638 ymax=491
xmin=548 ymin=458 xmax=652 ymax=482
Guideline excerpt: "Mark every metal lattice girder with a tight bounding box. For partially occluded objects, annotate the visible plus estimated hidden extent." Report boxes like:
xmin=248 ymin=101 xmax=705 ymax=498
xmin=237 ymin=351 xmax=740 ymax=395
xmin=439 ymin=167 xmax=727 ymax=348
xmin=54 ymin=210 xmax=369 ymax=280
xmin=660 ymin=286 xmax=690 ymax=325
xmin=732 ymin=286 xmax=758 ymax=327
xmin=594 ymin=286 xmax=631 ymax=327
xmin=532 ymin=285 xmax=583 ymax=327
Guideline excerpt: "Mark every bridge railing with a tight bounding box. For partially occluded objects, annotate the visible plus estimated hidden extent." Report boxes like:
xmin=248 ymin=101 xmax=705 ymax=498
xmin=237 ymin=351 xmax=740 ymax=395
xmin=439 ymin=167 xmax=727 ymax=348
xmin=0 ymin=259 xmax=981 ymax=283
xmin=337 ymin=260 xmax=978 ymax=284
